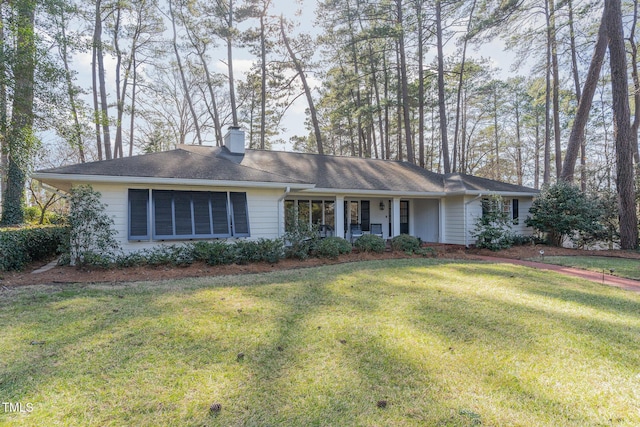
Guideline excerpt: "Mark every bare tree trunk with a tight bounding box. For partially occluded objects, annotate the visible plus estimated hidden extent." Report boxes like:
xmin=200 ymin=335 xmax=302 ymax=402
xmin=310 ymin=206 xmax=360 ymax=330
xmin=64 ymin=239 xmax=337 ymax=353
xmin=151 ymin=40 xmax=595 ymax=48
xmin=113 ymin=5 xmax=124 ymax=158
xmin=396 ymin=45 xmax=403 ymax=161
xmin=396 ymin=0 xmax=413 ymax=163
xmin=629 ymin=0 xmax=640 ymax=163
xmin=534 ymin=106 xmax=541 ymax=189
xmin=280 ymin=16 xmax=323 ymax=154
xmin=514 ymin=92 xmax=523 ymax=186
xmin=561 ymin=9 xmax=607 ymax=182
xmin=543 ymin=0 xmax=552 ymax=184
xmin=183 ymin=24 xmax=223 ymax=147
xmin=94 ymin=0 xmax=111 ymax=159
xmin=227 ymin=0 xmax=239 ymax=126
xmin=91 ymin=2 xmax=102 ymax=161
xmin=383 ymin=54 xmax=390 ymax=160
xmin=129 ymin=56 xmax=137 ymax=156
xmin=567 ymin=0 xmax=586 ymax=190
xmin=0 ymin=2 xmax=8 ymax=198
xmin=369 ymin=44 xmax=385 ymax=160
xmin=168 ymin=0 xmax=202 ymax=145
xmin=259 ymin=6 xmax=268 ymax=149
xmin=453 ymin=0 xmax=477 ymax=173
xmin=416 ymin=0 xmax=425 ymax=167
xmin=436 ymin=0 xmax=451 ymax=173
xmin=58 ymin=11 xmax=85 ymax=162
xmin=607 ymin=0 xmax=638 ymax=249
xmin=549 ymin=0 xmax=562 ymax=179
xmin=493 ymin=83 xmax=500 ymax=180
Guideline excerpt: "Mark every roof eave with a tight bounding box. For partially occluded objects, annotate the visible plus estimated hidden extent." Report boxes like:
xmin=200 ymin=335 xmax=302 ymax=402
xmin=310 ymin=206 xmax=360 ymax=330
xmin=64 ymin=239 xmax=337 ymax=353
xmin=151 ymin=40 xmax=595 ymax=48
xmin=300 ymin=188 xmax=447 ymax=197
xmin=453 ymin=190 xmax=539 ymax=197
xmin=31 ymin=173 xmax=315 ymax=191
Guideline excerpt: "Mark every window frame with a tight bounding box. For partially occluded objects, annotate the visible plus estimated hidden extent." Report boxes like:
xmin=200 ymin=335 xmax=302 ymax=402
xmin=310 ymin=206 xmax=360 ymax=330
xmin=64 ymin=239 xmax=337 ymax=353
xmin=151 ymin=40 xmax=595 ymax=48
xmin=284 ymin=198 xmax=336 ymax=233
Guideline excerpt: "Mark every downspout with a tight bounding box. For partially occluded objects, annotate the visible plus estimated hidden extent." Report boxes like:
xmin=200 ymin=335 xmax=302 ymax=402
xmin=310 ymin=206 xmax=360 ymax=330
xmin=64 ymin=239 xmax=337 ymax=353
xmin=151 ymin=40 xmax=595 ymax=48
xmin=277 ymin=186 xmax=291 ymax=238
xmin=464 ymin=193 xmax=483 ymax=248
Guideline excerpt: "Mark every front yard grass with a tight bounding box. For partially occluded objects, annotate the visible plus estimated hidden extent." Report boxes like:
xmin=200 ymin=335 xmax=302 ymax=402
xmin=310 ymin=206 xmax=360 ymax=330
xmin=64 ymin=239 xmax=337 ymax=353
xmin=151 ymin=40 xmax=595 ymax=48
xmin=539 ymin=255 xmax=640 ymax=280
xmin=1 ymin=258 xmax=639 ymax=426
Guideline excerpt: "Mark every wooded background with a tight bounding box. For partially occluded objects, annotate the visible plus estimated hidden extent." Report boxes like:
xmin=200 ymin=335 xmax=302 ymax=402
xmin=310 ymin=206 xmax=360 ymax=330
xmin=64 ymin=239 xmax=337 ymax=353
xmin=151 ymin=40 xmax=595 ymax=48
xmin=0 ymin=0 xmax=638 ymax=247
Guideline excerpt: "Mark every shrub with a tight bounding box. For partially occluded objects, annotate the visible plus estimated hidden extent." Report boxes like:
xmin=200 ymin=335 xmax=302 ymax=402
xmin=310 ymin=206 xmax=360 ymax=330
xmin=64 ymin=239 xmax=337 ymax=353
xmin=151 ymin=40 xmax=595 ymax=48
xmin=0 ymin=226 xmax=69 ymax=271
xmin=63 ymin=185 xmax=121 ymax=267
xmin=472 ymin=195 xmax=514 ymax=251
xmin=201 ymin=241 xmax=237 ymax=266
xmin=255 ymin=238 xmax=285 ymax=264
xmin=115 ymin=251 xmax=148 ymax=268
xmin=234 ymin=240 xmax=262 ymax=264
xmin=315 ymin=237 xmax=352 ymax=259
xmin=354 ymin=234 xmax=385 ymax=253
xmin=390 ymin=234 xmax=421 ymax=253
xmin=284 ymin=220 xmax=318 ymax=260
xmin=511 ymin=234 xmax=534 ymax=246
xmin=526 ymin=182 xmax=604 ymax=247
xmin=141 ymin=245 xmax=194 ymax=267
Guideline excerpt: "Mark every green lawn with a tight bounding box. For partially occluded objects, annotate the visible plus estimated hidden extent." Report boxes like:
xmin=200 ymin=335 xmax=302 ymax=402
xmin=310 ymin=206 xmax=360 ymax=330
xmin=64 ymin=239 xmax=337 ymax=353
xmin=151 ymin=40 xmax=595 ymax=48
xmin=1 ymin=259 xmax=639 ymax=426
xmin=539 ymin=256 xmax=640 ymax=280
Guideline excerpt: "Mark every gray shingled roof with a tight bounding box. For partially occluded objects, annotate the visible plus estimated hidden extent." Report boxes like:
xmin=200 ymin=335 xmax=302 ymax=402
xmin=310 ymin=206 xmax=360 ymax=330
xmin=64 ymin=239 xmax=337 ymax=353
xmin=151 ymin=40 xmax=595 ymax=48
xmin=444 ymin=173 xmax=539 ymax=194
xmin=35 ymin=145 xmax=538 ymax=195
xmin=237 ymin=149 xmax=445 ymax=193
xmin=36 ymin=148 xmax=310 ymax=184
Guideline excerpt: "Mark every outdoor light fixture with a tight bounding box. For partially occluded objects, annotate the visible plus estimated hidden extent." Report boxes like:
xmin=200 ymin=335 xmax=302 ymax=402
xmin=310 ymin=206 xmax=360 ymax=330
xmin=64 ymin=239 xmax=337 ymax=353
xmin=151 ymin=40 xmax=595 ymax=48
xmin=380 ymin=201 xmax=385 ymax=210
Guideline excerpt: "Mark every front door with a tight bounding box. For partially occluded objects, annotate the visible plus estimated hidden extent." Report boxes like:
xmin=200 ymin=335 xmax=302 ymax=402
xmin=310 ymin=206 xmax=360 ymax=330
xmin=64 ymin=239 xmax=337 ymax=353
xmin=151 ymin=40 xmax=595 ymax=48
xmin=400 ymin=200 xmax=409 ymax=234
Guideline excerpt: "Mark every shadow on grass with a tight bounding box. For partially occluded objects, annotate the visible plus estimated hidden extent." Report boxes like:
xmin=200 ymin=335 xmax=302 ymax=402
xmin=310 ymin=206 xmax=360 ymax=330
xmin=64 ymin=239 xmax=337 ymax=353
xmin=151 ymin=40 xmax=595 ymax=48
xmin=1 ymin=258 xmax=639 ymax=426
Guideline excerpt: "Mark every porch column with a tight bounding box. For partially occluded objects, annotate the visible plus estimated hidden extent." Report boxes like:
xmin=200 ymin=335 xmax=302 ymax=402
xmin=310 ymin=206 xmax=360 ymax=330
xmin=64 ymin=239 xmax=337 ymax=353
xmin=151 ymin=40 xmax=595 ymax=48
xmin=335 ymin=196 xmax=345 ymax=238
xmin=392 ymin=197 xmax=401 ymax=237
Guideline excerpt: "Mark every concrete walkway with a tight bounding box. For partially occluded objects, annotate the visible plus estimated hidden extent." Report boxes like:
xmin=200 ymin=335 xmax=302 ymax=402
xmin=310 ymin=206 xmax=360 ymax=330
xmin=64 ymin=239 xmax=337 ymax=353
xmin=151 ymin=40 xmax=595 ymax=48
xmin=31 ymin=258 xmax=60 ymax=274
xmin=473 ymin=255 xmax=640 ymax=293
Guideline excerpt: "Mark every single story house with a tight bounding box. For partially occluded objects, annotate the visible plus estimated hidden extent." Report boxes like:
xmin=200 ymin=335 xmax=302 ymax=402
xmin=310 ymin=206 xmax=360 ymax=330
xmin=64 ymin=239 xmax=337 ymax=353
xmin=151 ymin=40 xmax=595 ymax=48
xmin=33 ymin=128 xmax=538 ymax=252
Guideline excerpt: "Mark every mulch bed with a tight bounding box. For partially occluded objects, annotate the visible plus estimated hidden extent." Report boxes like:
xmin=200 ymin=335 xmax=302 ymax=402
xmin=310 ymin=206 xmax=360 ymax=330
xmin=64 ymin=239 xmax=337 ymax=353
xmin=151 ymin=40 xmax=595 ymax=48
xmin=2 ymin=244 xmax=638 ymax=288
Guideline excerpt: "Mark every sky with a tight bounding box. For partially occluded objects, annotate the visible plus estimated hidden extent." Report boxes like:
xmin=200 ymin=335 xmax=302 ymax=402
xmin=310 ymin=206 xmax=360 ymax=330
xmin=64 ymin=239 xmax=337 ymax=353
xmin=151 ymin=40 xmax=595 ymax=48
xmin=61 ymin=0 xmax=520 ymax=154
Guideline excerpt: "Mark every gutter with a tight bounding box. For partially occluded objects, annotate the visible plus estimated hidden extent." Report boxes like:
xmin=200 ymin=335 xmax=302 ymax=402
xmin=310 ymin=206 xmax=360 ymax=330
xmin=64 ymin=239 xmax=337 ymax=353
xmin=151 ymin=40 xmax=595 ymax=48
xmin=31 ymin=172 xmax=315 ymax=191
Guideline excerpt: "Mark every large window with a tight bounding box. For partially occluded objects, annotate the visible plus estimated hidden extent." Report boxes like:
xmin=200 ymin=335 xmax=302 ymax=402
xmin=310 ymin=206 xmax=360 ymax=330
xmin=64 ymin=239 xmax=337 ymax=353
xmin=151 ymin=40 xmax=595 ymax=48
xmin=129 ymin=189 xmax=249 ymax=240
xmin=285 ymin=199 xmax=335 ymax=232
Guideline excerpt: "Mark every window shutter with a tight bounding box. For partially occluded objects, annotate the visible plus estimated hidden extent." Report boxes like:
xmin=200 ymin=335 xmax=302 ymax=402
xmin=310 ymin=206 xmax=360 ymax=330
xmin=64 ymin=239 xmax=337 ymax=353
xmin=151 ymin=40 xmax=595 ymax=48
xmin=192 ymin=192 xmax=212 ymax=235
xmin=211 ymin=192 xmax=230 ymax=236
xmin=154 ymin=190 xmax=174 ymax=237
xmin=128 ymin=189 xmax=149 ymax=239
xmin=512 ymin=199 xmax=519 ymax=223
xmin=230 ymin=192 xmax=250 ymax=236
xmin=361 ymin=201 xmax=370 ymax=231
xmin=174 ymin=192 xmax=193 ymax=235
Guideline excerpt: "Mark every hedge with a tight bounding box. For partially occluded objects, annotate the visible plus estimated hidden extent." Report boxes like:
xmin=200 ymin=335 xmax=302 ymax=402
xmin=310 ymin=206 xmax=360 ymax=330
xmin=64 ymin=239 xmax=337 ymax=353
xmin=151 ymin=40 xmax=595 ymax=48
xmin=0 ymin=226 xmax=69 ymax=271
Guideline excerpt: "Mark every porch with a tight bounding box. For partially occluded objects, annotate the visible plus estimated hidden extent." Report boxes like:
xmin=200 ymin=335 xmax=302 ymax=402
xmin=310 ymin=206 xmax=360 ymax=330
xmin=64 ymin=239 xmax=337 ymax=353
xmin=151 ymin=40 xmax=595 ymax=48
xmin=283 ymin=196 xmax=440 ymax=243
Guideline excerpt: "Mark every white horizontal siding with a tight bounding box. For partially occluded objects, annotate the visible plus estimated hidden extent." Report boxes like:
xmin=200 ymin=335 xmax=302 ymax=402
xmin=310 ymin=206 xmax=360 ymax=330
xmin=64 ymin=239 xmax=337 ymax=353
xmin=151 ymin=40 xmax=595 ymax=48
xmin=89 ymin=183 xmax=283 ymax=253
xmin=244 ymin=188 xmax=281 ymax=239
xmin=443 ymin=196 xmax=466 ymax=245
xmin=512 ymin=197 xmax=535 ymax=236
